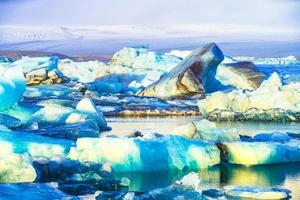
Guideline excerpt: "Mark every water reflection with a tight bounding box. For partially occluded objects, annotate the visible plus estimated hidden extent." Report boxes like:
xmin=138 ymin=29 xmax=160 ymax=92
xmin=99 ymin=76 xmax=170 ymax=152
xmin=114 ymin=163 xmax=300 ymax=199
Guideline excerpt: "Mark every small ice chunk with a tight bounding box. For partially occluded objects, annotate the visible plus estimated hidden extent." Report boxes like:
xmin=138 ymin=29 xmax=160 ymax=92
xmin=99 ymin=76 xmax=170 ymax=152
xmin=76 ymin=98 xmax=108 ymax=129
xmin=175 ymin=172 xmax=200 ymax=190
xmin=224 ymin=185 xmax=291 ymax=199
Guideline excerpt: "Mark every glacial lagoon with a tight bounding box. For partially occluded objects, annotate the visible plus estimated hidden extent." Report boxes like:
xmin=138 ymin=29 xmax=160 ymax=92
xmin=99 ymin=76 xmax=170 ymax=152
xmin=0 ymin=43 xmax=300 ymax=199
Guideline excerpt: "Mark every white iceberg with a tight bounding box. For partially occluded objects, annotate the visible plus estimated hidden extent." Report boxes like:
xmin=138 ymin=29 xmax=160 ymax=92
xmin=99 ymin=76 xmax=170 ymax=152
xmin=233 ymin=55 xmax=300 ymax=65
xmin=109 ymin=47 xmax=181 ymax=72
xmin=0 ymin=154 xmax=36 ymax=183
xmin=216 ymin=61 xmax=265 ymax=90
xmin=75 ymin=98 xmax=108 ymax=130
xmin=58 ymin=59 xmax=107 ymax=83
xmin=198 ymin=72 xmax=300 ymax=121
xmin=69 ymin=135 xmax=220 ymax=172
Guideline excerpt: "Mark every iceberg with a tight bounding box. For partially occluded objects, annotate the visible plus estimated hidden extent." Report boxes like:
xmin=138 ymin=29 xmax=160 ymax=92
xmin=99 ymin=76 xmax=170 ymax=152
xmin=69 ymin=135 xmax=220 ymax=172
xmin=24 ymin=121 xmax=100 ymax=140
xmin=0 ymin=130 xmax=73 ymax=158
xmin=109 ymin=47 xmax=182 ymax=72
xmin=32 ymin=157 xmax=114 ymax=183
xmin=0 ymin=154 xmax=36 ymax=183
xmin=92 ymin=94 xmax=198 ymax=116
xmin=198 ymin=72 xmax=300 ymax=121
xmin=224 ymin=185 xmax=291 ymax=200
xmin=58 ymin=59 xmax=107 ymax=83
xmin=222 ymin=139 xmax=300 ymax=166
xmin=216 ymin=61 xmax=265 ymax=90
xmin=28 ymin=98 xmax=108 ymax=131
xmin=137 ymin=43 xmax=224 ymax=99
xmin=24 ymin=84 xmax=75 ymax=99
xmin=8 ymin=56 xmax=64 ymax=85
xmin=233 ymin=55 xmax=300 ymax=65
xmin=172 ymin=119 xmax=240 ymax=141
xmin=75 ymin=98 xmax=108 ymax=130
xmin=0 ymin=66 xmax=26 ymax=110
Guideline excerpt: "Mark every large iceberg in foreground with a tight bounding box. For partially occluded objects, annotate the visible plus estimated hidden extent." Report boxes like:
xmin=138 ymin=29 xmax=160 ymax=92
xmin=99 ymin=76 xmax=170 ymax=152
xmin=69 ymin=135 xmax=220 ymax=172
xmin=198 ymin=72 xmax=300 ymax=121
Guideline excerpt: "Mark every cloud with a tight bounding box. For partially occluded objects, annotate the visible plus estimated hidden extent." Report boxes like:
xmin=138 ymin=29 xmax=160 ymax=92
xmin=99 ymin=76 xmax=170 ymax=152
xmin=0 ymin=0 xmax=299 ymax=29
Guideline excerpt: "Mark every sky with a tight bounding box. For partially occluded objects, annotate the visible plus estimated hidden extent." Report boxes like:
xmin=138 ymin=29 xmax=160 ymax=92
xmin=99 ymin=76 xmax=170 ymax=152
xmin=0 ymin=0 xmax=299 ymax=29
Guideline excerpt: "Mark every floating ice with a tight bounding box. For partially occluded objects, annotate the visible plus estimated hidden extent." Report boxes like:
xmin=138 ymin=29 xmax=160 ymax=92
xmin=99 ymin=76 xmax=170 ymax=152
xmin=28 ymin=98 xmax=108 ymax=131
xmin=137 ymin=43 xmax=224 ymax=99
xmin=172 ymin=119 xmax=240 ymax=142
xmin=198 ymin=72 xmax=300 ymax=121
xmin=254 ymin=132 xmax=292 ymax=142
xmin=24 ymin=84 xmax=74 ymax=99
xmin=75 ymin=98 xmax=108 ymax=130
xmin=223 ymin=139 xmax=300 ymax=166
xmin=0 ymin=154 xmax=36 ymax=183
xmin=69 ymin=135 xmax=220 ymax=172
xmin=175 ymin=172 xmax=200 ymax=190
xmin=0 ymin=66 xmax=25 ymax=110
xmin=58 ymin=59 xmax=107 ymax=83
xmin=216 ymin=61 xmax=265 ymax=90
xmin=110 ymin=47 xmax=181 ymax=72
xmin=0 ymin=130 xmax=72 ymax=158
xmin=224 ymin=185 xmax=291 ymax=199
xmin=8 ymin=56 xmax=64 ymax=85
xmin=233 ymin=55 xmax=300 ymax=65
xmin=193 ymin=120 xmax=240 ymax=142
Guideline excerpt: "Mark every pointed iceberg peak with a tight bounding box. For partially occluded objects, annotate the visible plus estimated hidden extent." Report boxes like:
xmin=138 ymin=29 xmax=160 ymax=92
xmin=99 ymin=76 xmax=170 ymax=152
xmin=137 ymin=43 xmax=224 ymax=99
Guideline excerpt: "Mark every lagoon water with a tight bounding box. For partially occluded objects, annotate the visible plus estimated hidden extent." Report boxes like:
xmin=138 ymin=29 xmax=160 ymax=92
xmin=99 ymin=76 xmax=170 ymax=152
xmin=107 ymin=116 xmax=300 ymax=199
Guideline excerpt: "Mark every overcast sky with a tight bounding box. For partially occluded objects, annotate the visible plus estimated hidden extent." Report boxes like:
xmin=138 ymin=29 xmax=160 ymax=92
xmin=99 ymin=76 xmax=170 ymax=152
xmin=0 ymin=0 xmax=299 ymax=29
